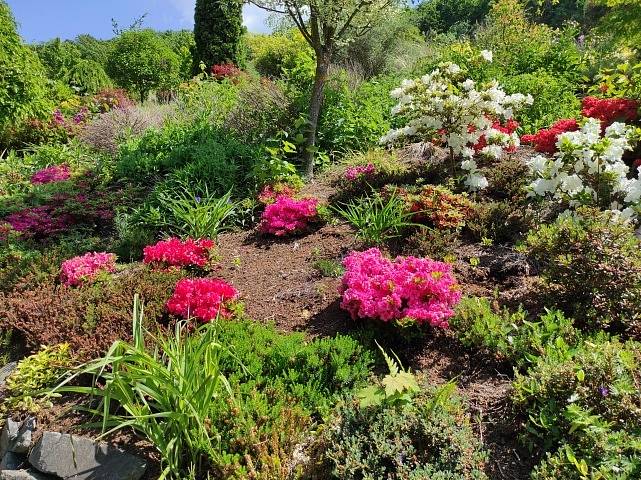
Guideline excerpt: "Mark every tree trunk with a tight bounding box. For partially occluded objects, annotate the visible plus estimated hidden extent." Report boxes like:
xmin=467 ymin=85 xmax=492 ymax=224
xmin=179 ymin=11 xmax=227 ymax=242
xmin=302 ymin=53 xmax=330 ymax=180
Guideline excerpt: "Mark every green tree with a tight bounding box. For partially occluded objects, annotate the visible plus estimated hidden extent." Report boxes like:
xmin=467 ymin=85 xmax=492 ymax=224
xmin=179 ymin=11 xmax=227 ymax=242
xmin=0 ymin=0 xmax=51 ymax=134
xmin=249 ymin=0 xmax=402 ymax=179
xmin=193 ymin=0 xmax=244 ymax=70
xmin=107 ymin=29 xmax=181 ymax=102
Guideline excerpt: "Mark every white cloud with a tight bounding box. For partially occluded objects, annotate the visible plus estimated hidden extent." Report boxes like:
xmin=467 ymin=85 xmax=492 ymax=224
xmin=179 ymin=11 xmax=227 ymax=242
xmin=165 ymin=0 xmax=270 ymax=32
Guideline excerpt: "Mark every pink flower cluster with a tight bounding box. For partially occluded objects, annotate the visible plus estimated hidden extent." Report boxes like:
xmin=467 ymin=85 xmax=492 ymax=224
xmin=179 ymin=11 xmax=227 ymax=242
xmin=143 ymin=237 xmax=215 ymax=268
xmin=259 ymin=196 xmax=319 ymax=236
xmin=30 ymin=165 xmax=71 ymax=185
xmin=345 ymin=163 xmax=376 ymax=181
xmin=339 ymin=248 xmax=461 ymax=328
xmin=581 ymin=96 xmax=639 ymax=127
xmin=166 ymin=278 xmax=238 ymax=322
xmin=521 ymin=118 xmax=579 ymax=154
xmin=60 ymin=252 xmax=117 ymax=287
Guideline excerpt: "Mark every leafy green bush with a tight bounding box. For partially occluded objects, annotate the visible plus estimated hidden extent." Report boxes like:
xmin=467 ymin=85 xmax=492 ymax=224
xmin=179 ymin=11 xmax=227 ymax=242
xmin=317 ymin=74 xmax=397 ymax=157
xmin=107 ymin=29 xmax=181 ymax=102
xmin=2 ymin=344 xmax=72 ymax=416
xmin=513 ymin=336 xmax=641 ymax=478
xmin=194 ymin=0 xmax=244 ymax=68
xmin=321 ymin=380 xmax=488 ymax=479
xmin=414 ymin=0 xmax=490 ymax=36
xmin=0 ymin=0 xmax=52 ymax=135
xmin=452 ymin=297 xmax=580 ymax=367
xmin=116 ymin=121 xmax=258 ymax=189
xmin=246 ymin=30 xmax=313 ymax=78
xmin=500 ymin=70 xmax=581 ymax=134
xmin=64 ymin=58 xmax=111 ymax=94
xmin=526 ymin=209 xmax=641 ymax=335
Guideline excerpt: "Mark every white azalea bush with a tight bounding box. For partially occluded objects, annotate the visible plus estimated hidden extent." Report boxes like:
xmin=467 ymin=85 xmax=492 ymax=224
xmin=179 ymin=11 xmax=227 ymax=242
xmin=380 ymin=53 xmax=533 ymax=191
xmin=525 ymin=117 xmax=641 ymax=220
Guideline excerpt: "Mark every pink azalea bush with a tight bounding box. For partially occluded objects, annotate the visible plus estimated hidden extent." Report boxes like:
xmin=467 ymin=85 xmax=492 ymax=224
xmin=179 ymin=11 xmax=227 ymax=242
xmin=345 ymin=163 xmax=376 ymax=181
xmin=143 ymin=237 xmax=215 ymax=268
xmin=259 ymin=197 xmax=319 ymax=236
xmin=5 ymin=206 xmax=75 ymax=238
xmin=31 ymin=165 xmax=71 ymax=185
xmin=166 ymin=278 xmax=238 ymax=322
xmin=339 ymin=248 xmax=461 ymax=328
xmin=60 ymin=252 xmax=117 ymax=287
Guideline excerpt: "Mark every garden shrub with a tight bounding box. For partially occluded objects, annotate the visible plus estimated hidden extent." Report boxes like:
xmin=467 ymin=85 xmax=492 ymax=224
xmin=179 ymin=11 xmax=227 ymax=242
xmin=166 ymin=277 xmax=239 ymax=322
xmin=317 ymin=73 xmax=397 ymax=156
xmin=451 ymin=297 xmax=580 ymax=367
xmin=340 ymin=248 xmax=461 ymax=327
xmin=194 ymin=0 xmax=244 ymax=69
xmin=404 ymin=227 xmax=461 ymax=260
xmin=246 ymin=30 xmax=313 ymax=78
xmin=513 ymin=336 xmax=641 ymax=476
xmin=500 ymin=71 xmax=581 ymax=134
xmin=525 ymin=118 xmax=641 ymax=217
xmin=381 ymin=55 xmax=532 ymax=191
xmin=0 ymin=267 xmax=184 ymax=357
xmin=143 ymin=237 xmax=215 ymax=269
xmin=60 ymin=251 xmax=117 ymax=287
xmin=467 ymin=200 xmax=534 ymax=243
xmin=336 ymin=149 xmax=410 ymax=191
xmin=63 ymin=58 xmax=111 ymax=95
xmin=116 ymin=121 xmax=258 ymax=191
xmin=0 ymin=0 xmax=52 ymax=136
xmin=526 ymin=208 xmax=641 ymax=335
xmin=107 ymin=29 xmax=181 ymax=102
xmin=223 ymin=77 xmax=290 ymax=143
xmin=321 ymin=381 xmax=488 ymax=479
xmin=1 ymin=343 xmax=72 ymax=416
xmin=397 ymin=184 xmax=474 ymax=230
xmin=259 ymin=197 xmax=319 ymax=236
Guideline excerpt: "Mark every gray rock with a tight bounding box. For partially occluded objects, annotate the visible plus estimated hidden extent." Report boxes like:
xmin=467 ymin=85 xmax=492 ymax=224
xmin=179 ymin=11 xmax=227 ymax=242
xmin=0 ymin=418 xmax=35 ymax=457
xmin=0 ymin=363 xmax=16 ymax=386
xmin=0 ymin=470 xmax=55 ymax=480
xmin=0 ymin=451 xmax=27 ymax=470
xmin=29 ymin=432 xmax=146 ymax=480
xmin=0 ymin=420 xmax=19 ymax=458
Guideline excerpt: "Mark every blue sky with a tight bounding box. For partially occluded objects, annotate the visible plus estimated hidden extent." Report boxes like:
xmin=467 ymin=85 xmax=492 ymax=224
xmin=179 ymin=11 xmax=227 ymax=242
xmin=7 ymin=0 xmax=271 ymax=43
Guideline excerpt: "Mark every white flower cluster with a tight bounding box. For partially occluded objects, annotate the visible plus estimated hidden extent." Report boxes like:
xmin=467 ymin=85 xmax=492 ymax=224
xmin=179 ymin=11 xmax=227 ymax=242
xmin=381 ymin=54 xmax=533 ymax=191
xmin=526 ymin=118 xmax=641 ymax=220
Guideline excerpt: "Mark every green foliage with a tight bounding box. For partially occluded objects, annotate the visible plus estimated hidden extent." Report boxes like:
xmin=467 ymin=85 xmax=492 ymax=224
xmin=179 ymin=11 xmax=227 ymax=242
xmin=194 ymin=0 xmax=244 ymax=69
xmin=591 ymin=60 xmax=641 ymax=100
xmin=318 ymin=74 xmax=397 ymax=157
xmin=116 ymin=121 xmax=258 ymax=189
xmin=58 ymin=304 xmax=371 ymax=478
xmin=73 ymin=34 xmax=112 ymax=67
xmin=107 ymin=29 xmax=181 ymax=102
xmin=160 ymin=30 xmax=196 ymax=80
xmin=340 ymin=8 xmax=425 ymax=77
xmin=2 ymin=344 xmax=72 ymax=415
xmin=332 ymin=191 xmax=417 ymax=245
xmin=56 ymin=299 xmax=232 ymax=478
xmin=135 ymin=185 xmax=237 ymax=239
xmin=500 ymin=70 xmax=581 ymax=133
xmin=0 ymin=0 xmax=52 ymax=133
xmin=526 ymin=209 xmax=641 ymax=335
xmin=246 ymin=30 xmax=313 ymax=78
xmin=64 ymin=59 xmax=111 ymax=95
xmin=322 ymin=381 xmax=488 ymax=479
xmin=593 ymin=0 xmax=641 ymax=47
xmin=513 ymin=336 xmax=641 ymax=478
xmin=312 ymin=258 xmax=345 ymax=278
xmin=414 ymin=0 xmax=490 ymax=36
xmin=452 ymin=297 xmax=581 ymax=367
xmin=357 ymin=343 xmax=420 ymax=408
xmin=474 ymin=0 xmax=584 ymax=82
xmin=33 ymin=38 xmax=82 ymax=80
